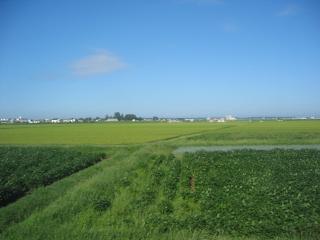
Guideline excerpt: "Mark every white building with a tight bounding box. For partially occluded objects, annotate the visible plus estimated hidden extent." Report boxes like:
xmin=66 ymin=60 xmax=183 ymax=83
xmin=63 ymin=118 xmax=76 ymax=123
xmin=28 ymin=120 xmax=40 ymax=124
xmin=208 ymin=118 xmax=225 ymax=123
xmin=168 ymin=119 xmax=181 ymax=123
xmin=185 ymin=118 xmax=195 ymax=122
xmin=51 ymin=119 xmax=60 ymax=123
xmin=105 ymin=118 xmax=119 ymax=122
xmin=225 ymin=115 xmax=237 ymax=121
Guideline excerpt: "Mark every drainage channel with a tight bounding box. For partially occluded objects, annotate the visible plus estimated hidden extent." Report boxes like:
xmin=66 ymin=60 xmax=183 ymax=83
xmin=173 ymin=144 xmax=320 ymax=154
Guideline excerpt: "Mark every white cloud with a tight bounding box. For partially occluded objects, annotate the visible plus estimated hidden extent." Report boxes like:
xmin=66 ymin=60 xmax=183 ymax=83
xmin=71 ymin=50 xmax=126 ymax=76
xmin=278 ymin=5 xmax=299 ymax=16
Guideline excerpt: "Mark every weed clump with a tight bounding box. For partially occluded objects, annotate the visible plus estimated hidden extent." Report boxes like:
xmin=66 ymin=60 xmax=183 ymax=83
xmin=93 ymin=198 xmax=111 ymax=212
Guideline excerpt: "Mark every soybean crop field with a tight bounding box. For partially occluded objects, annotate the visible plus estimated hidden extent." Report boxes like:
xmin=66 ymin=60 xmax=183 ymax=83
xmin=0 ymin=146 xmax=105 ymax=207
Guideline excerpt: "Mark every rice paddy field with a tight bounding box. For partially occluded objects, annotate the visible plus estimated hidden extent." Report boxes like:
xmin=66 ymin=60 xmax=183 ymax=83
xmin=0 ymin=122 xmax=222 ymax=145
xmin=0 ymin=120 xmax=320 ymax=145
xmin=0 ymin=120 xmax=320 ymax=240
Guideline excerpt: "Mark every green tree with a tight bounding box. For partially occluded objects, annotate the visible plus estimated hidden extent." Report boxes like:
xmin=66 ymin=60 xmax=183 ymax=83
xmin=124 ymin=114 xmax=137 ymax=121
xmin=114 ymin=112 xmax=123 ymax=121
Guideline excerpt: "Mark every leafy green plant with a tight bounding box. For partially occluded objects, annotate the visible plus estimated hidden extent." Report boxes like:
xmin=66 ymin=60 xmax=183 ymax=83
xmin=0 ymin=147 xmax=106 ymax=206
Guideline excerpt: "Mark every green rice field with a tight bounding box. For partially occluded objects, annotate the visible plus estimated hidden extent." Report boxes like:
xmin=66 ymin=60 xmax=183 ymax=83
xmin=0 ymin=120 xmax=320 ymax=145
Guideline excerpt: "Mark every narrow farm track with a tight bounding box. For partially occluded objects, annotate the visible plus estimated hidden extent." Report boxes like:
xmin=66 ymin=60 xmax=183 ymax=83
xmin=155 ymin=125 xmax=237 ymax=144
xmin=174 ymin=144 xmax=320 ymax=154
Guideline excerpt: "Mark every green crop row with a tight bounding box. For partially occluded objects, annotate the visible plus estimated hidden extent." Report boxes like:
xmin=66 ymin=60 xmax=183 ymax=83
xmin=116 ymin=150 xmax=320 ymax=238
xmin=0 ymin=147 xmax=106 ymax=207
xmin=177 ymin=150 xmax=320 ymax=237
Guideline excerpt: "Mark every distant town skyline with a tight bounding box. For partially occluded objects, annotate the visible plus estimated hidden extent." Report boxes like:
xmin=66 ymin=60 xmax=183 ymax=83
xmin=1 ymin=0 xmax=319 ymax=118
xmin=1 ymin=114 xmax=319 ymax=122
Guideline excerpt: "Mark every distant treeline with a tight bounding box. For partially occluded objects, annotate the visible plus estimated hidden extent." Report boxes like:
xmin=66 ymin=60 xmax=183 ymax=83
xmin=75 ymin=112 xmax=146 ymax=123
xmin=108 ymin=112 xmax=143 ymax=121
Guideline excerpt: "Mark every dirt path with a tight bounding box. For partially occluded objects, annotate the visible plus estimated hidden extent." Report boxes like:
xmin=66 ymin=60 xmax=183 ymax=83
xmin=173 ymin=144 xmax=320 ymax=154
xmin=154 ymin=125 xmax=236 ymax=144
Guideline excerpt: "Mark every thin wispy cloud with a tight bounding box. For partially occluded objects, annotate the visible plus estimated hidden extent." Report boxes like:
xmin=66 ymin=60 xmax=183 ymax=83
xmin=70 ymin=50 xmax=126 ymax=77
xmin=278 ymin=4 xmax=299 ymax=16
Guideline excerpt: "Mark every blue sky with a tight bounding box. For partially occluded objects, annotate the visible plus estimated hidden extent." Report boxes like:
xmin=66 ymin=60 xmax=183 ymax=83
xmin=0 ymin=0 xmax=319 ymax=118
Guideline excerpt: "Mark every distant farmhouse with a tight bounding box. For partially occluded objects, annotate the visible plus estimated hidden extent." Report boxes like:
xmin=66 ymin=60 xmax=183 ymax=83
xmin=105 ymin=118 xmax=119 ymax=122
xmin=28 ymin=120 xmax=40 ymax=124
xmin=168 ymin=119 xmax=181 ymax=123
xmin=225 ymin=115 xmax=237 ymax=121
xmin=51 ymin=119 xmax=60 ymax=124
xmin=62 ymin=119 xmax=76 ymax=123
xmin=207 ymin=115 xmax=237 ymax=123
xmin=184 ymin=118 xmax=195 ymax=122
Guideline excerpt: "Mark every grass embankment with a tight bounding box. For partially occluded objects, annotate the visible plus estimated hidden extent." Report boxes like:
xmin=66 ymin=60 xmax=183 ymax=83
xmin=1 ymin=146 xmax=319 ymax=239
xmin=0 ymin=146 xmax=106 ymax=207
